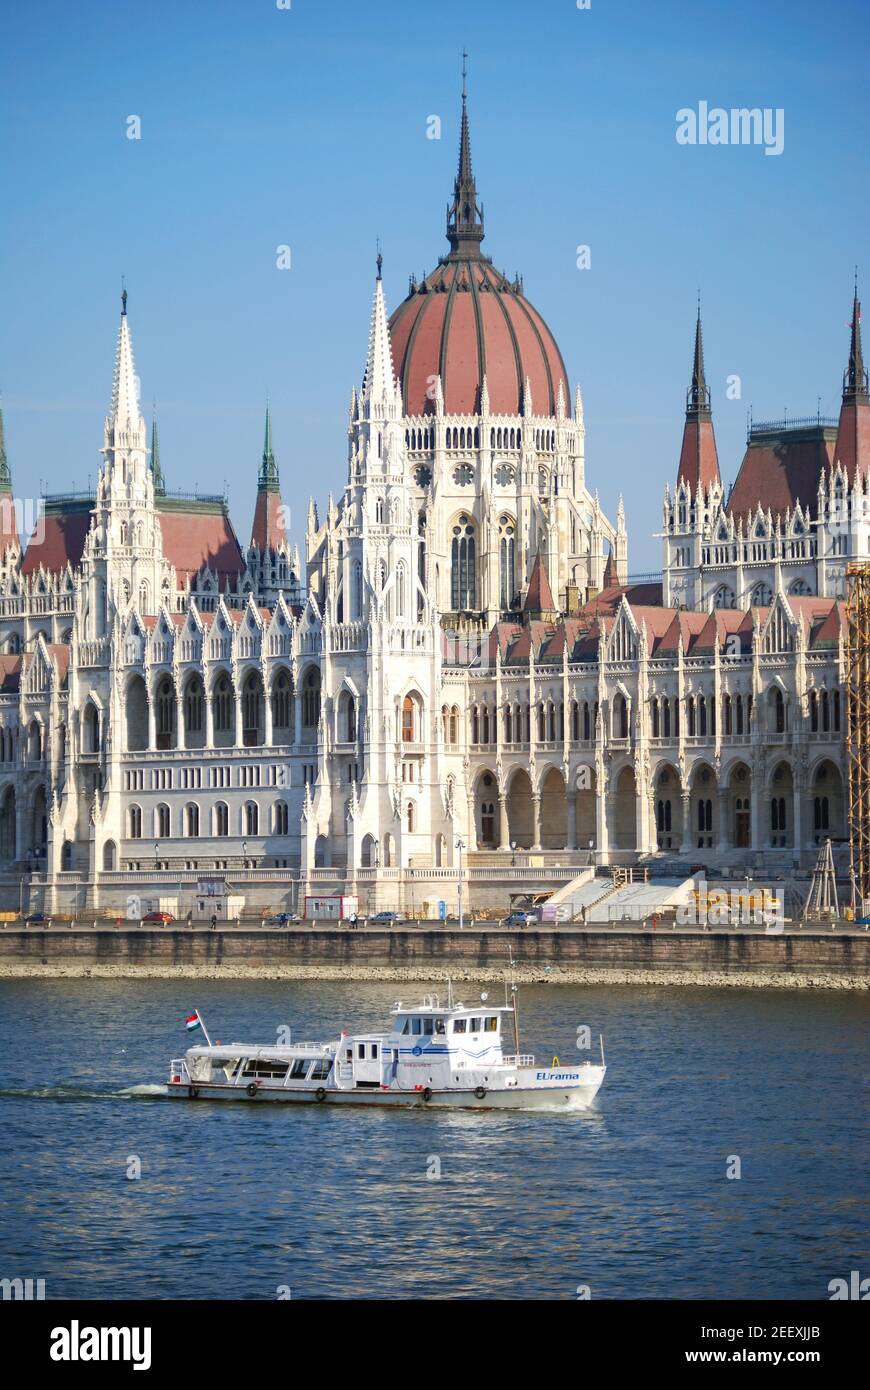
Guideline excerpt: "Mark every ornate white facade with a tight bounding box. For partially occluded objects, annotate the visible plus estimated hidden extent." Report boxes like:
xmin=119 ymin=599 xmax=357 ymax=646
xmin=0 ymin=95 xmax=850 ymax=916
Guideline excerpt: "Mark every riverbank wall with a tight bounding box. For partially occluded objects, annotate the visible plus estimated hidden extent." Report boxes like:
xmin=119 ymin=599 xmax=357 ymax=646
xmin=0 ymin=926 xmax=867 ymax=988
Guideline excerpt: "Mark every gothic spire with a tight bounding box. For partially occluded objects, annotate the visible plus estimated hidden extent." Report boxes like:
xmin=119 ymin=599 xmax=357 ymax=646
xmin=259 ymin=400 xmax=279 ymax=489
xmin=446 ymin=52 xmax=484 ymax=258
xmin=0 ymin=396 xmax=10 ymax=493
xmin=108 ymin=288 xmax=145 ymax=444
xmin=843 ymin=283 xmax=869 ymax=405
xmin=676 ymin=304 xmax=720 ymax=494
xmin=150 ymin=409 xmax=165 ymax=495
xmin=251 ymin=404 xmax=287 ymax=552
xmin=833 ymin=281 xmax=870 ymax=482
xmin=361 ymin=261 xmax=395 ymax=401
xmin=686 ymin=301 xmax=711 ymax=420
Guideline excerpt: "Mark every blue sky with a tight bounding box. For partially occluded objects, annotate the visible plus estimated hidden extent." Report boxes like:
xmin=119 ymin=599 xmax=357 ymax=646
xmin=1 ymin=0 xmax=867 ymax=571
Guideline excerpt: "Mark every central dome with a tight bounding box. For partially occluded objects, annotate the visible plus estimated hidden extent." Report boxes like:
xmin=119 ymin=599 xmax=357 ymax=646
xmin=387 ymin=86 xmax=569 ymax=419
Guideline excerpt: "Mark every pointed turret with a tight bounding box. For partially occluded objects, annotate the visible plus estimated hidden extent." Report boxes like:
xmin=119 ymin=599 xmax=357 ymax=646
xmin=676 ymin=304 xmax=721 ymax=495
xmin=103 ymin=287 xmax=146 ymax=467
xmin=251 ymin=402 xmax=287 ymax=551
xmin=523 ymin=550 xmax=558 ymax=621
xmin=0 ymin=397 xmax=19 ymax=553
xmin=150 ymin=410 xmax=165 ymax=496
xmin=361 ymin=256 xmax=395 ymax=403
xmin=834 ymin=284 xmax=870 ymax=483
xmin=602 ymin=545 xmax=619 ymax=589
xmin=446 ymin=54 xmax=484 ymax=258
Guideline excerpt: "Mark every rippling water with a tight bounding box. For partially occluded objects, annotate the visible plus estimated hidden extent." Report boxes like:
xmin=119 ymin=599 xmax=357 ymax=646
xmin=0 ymin=978 xmax=867 ymax=1299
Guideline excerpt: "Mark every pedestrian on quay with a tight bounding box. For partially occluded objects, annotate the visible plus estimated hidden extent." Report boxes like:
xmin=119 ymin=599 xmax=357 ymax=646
xmin=210 ymin=912 xmax=217 ymax=931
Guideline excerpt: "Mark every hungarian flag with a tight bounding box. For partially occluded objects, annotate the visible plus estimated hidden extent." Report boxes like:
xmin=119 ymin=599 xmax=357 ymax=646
xmin=185 ymin=1013 xmax=201 ymax=1032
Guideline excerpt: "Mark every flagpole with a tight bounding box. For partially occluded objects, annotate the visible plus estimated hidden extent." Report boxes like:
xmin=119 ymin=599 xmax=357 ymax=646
xmin=195 ymin=1009 xmax=212 ymax=1046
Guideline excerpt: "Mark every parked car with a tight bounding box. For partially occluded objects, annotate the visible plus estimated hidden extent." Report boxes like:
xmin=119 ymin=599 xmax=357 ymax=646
xmin=266 ymin=913 xmax=301 ymax=927
xmin=369 ymin=910 xmax=402 ymax=925
xmin=142 ymin=910 xmax=174 ymax=924
xmin=24 ymin=912 xmax=50 ymax=926
xmin=502 ymin=910 xmax=537 ymax=928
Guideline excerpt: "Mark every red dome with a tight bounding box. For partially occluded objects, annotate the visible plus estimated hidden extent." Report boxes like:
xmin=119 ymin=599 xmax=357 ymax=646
xmin=389 ymin=258 xmax=569 ymax=418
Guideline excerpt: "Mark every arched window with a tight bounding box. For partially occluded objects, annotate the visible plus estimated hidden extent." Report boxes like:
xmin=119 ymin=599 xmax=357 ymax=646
xmin=245 ymin=801 xmax=259 ymax=835
xmin=498 ymin=515 xmax=516 ymax=609
xmin=102 ymin=840 xmax=116 ymax=871
xmin=353 ymin=562 xmax=363 ymax=619
xmin=450 ymin=516 xmax=476 ymax=610
xmin=155 ymin=678 xmax=174 ymax=748
xmin=213 ymin=675 xmax=232 ymax=731
xmin=271 ymin=671 xmax=293 ymax=734
xmin=274 ymin=801 xmax=289 ymax=835
xmin=302 ymin=668 xmax=321 ymax=729
xmin=406 ymin=802 xmax=416 ymax=833
xmin=214 ymin=802 xmax=229 ymax=837
xmin=402 ymin=695 xmax=416 ymax=743
xmin=395 ymin=562 xmax=406 ymax=619
xmin=157 ymin=804 xmax=170 ymax=838
xmin=242 ymin=672 xmax=262 ymax=743
xmin=185 ymin=803 xmax=199 ymax=837
xmin=185 ymin=677 xmax=203 ymax=733
xmin=128 ymin=805 xmax=142 ymax=838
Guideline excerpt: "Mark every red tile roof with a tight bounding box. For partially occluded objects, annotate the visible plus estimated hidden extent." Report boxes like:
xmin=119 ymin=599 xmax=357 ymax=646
xmin=21 ymin=503 xmax=92 ymax=576
xmin=727 ymin=426 xmax=836 ymax=521
xmin=156 ymin=505 xmax=244 ymax=582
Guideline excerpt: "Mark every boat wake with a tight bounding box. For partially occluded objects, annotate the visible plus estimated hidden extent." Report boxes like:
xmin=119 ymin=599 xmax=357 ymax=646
xmin=0 ymin=1083 xmax=168 ymax=1102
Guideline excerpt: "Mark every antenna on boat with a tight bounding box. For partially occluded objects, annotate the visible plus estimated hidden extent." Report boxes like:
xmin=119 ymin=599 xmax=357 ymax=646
xmin=507 ymin=946 xmax=520 ymax=1055
xmin=446 ymin=976 xmax=454 ymax=1008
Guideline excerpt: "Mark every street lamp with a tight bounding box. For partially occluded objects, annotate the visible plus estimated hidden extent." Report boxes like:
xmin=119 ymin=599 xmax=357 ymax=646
xmin=242 ymin=839 xmax=248 ymax=870
xmin=455 ymin=836 xmax=466 ymax=930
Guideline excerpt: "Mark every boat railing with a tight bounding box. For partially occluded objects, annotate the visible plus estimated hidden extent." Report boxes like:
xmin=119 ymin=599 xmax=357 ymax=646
xmin=502 ymin=1054 xmax=536 ymax=1067
xmin=169 ymin=1057 xmax=191 ymax=1082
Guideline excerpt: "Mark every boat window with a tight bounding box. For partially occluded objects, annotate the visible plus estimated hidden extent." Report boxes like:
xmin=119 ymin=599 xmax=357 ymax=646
xmin=309 ymin=1057 xmax=331 ymax=1080
xmin=453 ymin=1019 xmax=467 ymax=1034
xmin=357 ymin=1044 xmax=366 ymax=1059
xmin=242 ymin=1058 xmax=289 ymax=1079
xmin=345 ymin=1048 xmax=352 ymax=1061
xmin=423 ymin=1018 xmax=434 ymax=1035
xmin=485 ymin=1017 xmax=498 ymax=1032
xmin=434 ymin=1019 xmax=445 ymax=1035
xmin=469 ymin=1018 xmax=482 ymax=1032
xmin=400 ymin=1018 xmax=411 ymax=1034
xmin=222 ymin=1058 xmax=242 ymax=1079
xmin=290 ymin=1058 xmax=310 ymax=1078
xmin=411 ymin=1018 xmax=422 ymax=1035
xmin=371 ymin=1044 xmax=379 ymax=1059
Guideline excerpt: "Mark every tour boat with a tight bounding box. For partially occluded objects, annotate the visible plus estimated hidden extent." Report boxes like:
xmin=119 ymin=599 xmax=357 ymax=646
xmin=167 ymin=991 xmax=606 ymax=1110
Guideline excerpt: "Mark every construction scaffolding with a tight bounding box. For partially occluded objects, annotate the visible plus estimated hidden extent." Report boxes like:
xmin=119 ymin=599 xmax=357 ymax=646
xmin=845 ymin=562 xmax=870 ymax=910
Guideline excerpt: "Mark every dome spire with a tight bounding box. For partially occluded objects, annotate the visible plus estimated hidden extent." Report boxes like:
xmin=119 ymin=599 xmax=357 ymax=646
xmin=446 ymin=50 xmax=484 ymax=258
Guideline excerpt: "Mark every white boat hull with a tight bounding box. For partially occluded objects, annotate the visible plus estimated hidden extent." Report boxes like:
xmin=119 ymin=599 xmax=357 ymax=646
xmin=167 ymin=1065 xmax=605 ymax=1111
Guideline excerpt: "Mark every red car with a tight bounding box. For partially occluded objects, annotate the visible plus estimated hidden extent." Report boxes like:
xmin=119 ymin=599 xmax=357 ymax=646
xmin=142 ymin=910 xmax=174 ymax=924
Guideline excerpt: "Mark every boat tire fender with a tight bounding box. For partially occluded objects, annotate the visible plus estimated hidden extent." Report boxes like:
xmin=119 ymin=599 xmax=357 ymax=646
xmin=188 ymin=1085 xmax=199 ymax=1100
xmin=422 ymin=1087 xmax=432 ymax=1103
xmin=246 ymin=1082 xmax=258 ymax=1098
xmin=474 ymin=1086 xmax=487 ymax=1100
xmin=315 ymin=1088 xmax=327 ymax=1102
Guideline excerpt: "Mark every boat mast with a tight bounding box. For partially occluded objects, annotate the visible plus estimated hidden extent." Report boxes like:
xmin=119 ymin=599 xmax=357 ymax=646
xmin=507 ymin=947 xmax=520 ymax=1055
